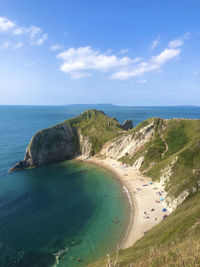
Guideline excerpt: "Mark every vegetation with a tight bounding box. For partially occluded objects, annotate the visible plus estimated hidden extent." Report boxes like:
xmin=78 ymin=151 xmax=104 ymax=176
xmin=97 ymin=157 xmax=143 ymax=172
xmin=66 ymin=109 xmax=124 ymax=154
xmin=28 ymin=109 xmax=125 ymax=156
xmin=120 ymin=118 xmax=200 ymax=199
xmin=90 ymin=118 xmax=200 ymax=267
xmin=120 ymin=118 xmax=166 ymax=167
xmin=90 ymin=191 xmax=200 ymax=266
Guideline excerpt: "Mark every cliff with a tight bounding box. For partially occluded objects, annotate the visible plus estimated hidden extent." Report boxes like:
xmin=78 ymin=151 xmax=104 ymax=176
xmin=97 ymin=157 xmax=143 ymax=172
xmin=10 ymin=109 xmax=128 ymax=171
xmin=10 ymin=122 xmax=79 ymax=171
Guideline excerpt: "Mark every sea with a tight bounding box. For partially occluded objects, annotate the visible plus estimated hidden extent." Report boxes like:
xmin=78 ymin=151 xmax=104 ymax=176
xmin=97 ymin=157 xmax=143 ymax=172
xmin=0 ymin=105 xmax=200 ymax=267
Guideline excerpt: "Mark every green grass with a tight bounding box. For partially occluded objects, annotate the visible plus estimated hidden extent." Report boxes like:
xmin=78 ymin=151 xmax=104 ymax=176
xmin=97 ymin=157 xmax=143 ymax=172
xmin=89 ymin=118 xmax=200 ymax=267
xmin=146 ymin=119 xmax=200 ymax=197
xmin=89 ymin=191 xmax=200 ymax=266
xmin=28 ymin=109 xmax=124 ymax=157
xmin=120 ymin=118 xmax=165 ymax=168
xmin=66 ymin=109 xmax=124 ymax=154
xmin=120 ymin=118 xmax=200 ymax=198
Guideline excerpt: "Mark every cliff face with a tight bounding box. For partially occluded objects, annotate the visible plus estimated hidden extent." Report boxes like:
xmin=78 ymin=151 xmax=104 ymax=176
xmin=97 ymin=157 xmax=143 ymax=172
xmin=10 ymin=109 xmax=129 ymax=171
xmin=120 ymin=119 xmax=133 ymax=130
xmin=10 ymin=122 xmax=80 ymax=171
xmin=99 ymin=121 xmax=154 ymax=160
xmin=78 ymin=130 xmax=93 ymax=158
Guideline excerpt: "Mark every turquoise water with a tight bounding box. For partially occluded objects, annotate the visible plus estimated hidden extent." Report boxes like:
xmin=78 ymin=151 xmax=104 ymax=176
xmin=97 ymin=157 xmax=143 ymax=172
xmin=0 ymin=160 xmax=129 ymax=266
xmin=0 ymin=105 xmax=200 ymax=266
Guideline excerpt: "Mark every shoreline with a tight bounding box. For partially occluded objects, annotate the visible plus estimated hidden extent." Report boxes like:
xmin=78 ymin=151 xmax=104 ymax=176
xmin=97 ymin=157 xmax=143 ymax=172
xmin=75 ymin=156 xmax=170 ymax=249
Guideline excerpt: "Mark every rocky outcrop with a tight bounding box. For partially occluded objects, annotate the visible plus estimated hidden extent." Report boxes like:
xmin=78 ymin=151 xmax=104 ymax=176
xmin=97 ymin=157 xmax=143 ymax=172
xmin=120 ymin=120 xmax=133 ymax=130
xmin=78 ymin=130 xmax=92 ymax=159
xmin=132 ymin=156 xmax=144 ymax=170
xmin=10 ymin=109 xmax=125 ymax=171
xmin=159 ymin=156 xmax=178 ymax=185
xmin=10 ymin=122 xmax=80 ymax=171
xmin=166 ymin=190 xmax=190 ymax=211
xmin=99 ymin=121 xmax=155 ymax=160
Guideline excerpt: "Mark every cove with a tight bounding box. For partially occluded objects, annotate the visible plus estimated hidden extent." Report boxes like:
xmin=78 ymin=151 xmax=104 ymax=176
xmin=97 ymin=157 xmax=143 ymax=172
xmin=0 ymin=160 xmax=130 ymax=266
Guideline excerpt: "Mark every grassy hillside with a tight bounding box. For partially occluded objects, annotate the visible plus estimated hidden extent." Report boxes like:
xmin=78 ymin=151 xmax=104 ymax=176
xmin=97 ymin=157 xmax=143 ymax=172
xmin=91 ymin=191 xmax=200 ymax=266
xmin=90 ymin=118 xmax=200 ymax=266
xmin=66 ymin=109 xmax=124 ymax=154
xmin=120 ymin=118 xmax=200 ymax=199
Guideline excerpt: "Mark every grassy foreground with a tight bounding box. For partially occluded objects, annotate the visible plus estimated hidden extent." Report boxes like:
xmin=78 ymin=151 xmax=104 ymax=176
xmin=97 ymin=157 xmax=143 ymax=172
xmin=90 ymin=191 xmax=200 ymax=266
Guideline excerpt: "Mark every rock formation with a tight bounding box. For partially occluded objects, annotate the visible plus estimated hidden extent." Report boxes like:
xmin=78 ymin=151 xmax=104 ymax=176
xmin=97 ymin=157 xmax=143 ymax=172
xmin=10 ymin=109 xmax=131 ymax=171
xmin=10 ymin=122 xmax=80 ymax=171
xmin=120 ymin=119 xmax=133 ymax=130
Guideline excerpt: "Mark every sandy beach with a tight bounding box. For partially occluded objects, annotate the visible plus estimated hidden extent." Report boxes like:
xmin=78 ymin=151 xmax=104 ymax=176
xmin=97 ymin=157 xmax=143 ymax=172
xmin=77 ymin=156 xmax=170 ymax=249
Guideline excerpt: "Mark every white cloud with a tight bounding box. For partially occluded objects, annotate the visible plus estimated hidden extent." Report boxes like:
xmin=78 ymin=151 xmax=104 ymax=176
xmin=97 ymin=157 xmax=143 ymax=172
xmin=111 ymin=48 xmax=180 ymax=80
xmin=57 ymin=46 xmax=136 ymax=77
xmin=150 ymin=36 xmax=160 ymax=50
xmin=168 ymin=39 xmax=184 ymax=48
xmin=14 ymin=42 xmax=23 ymax=49
xmin=0 ymin=16 xmax=48 ymax=46
xmin=57 ymin=34 xmax=188 ymax=80
xmin=28 ymin=26 xmax=42 ymax=39
xmin=0 ymin=41 xmax=11 ymax=49
xmin=0 ymin=17 xmax=15 ymax=32
xmin=0 ymin=41 xmax=23 ymax=50
xmin=168 ymin=32 xmax=190 ymax=48
xmin=50 ymin=44 xmax=63 ymax=51
xmin=12 ymin=27 xmax=27 ymax=35
xmin=152 ymin=48 xmax=180 ymax=65
xmin=30 ymin=33 xmax=48 ymax=46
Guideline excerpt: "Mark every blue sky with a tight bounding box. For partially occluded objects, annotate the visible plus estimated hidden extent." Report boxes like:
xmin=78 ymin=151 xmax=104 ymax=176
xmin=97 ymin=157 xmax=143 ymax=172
xmin=0 ymin=0 xmax=200 ymax=105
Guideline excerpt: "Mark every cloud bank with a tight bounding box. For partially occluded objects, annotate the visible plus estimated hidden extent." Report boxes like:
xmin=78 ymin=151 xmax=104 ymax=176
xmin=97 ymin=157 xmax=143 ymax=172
xmin=57 ymin=34 xmax=188 ymax=80
xmin=57 ymin=46 xmax=141 ymax=79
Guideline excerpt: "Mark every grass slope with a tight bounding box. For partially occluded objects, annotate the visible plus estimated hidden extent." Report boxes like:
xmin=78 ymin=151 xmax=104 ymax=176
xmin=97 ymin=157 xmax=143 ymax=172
xmin=66 ymin=109 xmax=124 ymax=154
xmin=90 ymin=118 xmax=200 ymax=267
xmin=91 ymin=192 xmax=200 ymax=266
xmin=120 ymin=118 xmax=200 ymax=199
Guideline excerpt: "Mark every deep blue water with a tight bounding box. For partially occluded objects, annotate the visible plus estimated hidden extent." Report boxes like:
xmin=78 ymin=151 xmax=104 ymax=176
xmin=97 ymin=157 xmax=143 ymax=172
xmin=0 ymin=105 xmax=200 ymax=267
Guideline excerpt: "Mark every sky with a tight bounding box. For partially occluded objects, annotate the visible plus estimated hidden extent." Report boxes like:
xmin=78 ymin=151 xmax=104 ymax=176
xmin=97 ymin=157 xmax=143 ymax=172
xmin=0 ymin=0 xmax=200 ymax=106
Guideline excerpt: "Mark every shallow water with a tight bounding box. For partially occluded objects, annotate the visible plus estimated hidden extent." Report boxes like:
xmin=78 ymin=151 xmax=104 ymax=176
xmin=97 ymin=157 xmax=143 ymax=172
xmin=0 ymin=105 xmax=200 ymax=266
xmin=0 ymin=160 xmax=129 ymax=266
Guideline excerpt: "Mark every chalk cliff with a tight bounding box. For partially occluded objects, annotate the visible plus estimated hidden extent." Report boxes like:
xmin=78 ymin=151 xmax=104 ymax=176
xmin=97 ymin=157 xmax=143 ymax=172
xmin=10 ymin=109 xmax=130 ymax=171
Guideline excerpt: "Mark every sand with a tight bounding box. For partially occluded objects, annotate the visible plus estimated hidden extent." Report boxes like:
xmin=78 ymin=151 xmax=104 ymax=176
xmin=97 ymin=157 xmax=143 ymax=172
xmin=76 ymin=156 xmax=170 ymax=249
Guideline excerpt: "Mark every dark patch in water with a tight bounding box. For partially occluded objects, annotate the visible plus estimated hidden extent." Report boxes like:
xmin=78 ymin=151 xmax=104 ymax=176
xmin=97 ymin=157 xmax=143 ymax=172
xmin=11 ymin=251 xmax=55 ymax=267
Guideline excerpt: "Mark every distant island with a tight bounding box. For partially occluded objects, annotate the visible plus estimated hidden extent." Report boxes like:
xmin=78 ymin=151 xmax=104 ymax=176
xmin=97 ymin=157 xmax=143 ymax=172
xmin=11 ymin=109 xmax=200 ymax=266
